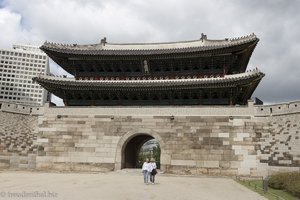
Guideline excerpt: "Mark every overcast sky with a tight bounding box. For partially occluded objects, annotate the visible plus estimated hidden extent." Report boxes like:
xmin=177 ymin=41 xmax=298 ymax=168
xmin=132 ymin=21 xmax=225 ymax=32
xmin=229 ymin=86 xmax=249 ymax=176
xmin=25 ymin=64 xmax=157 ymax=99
xmin=1 ymin=0 xmax=300 ymax=105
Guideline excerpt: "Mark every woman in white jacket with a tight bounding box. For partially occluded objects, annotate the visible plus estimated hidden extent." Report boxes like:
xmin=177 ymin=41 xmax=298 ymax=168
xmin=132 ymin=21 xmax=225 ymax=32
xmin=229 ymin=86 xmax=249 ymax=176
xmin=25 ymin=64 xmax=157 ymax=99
xmin=142 ymin=158 xmax=150 ymax=184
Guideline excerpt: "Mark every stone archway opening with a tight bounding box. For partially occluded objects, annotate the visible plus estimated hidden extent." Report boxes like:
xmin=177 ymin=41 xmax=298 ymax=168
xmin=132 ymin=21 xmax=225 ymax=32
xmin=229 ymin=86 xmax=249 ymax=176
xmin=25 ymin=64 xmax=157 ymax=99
xmin=137 ymin=139 xmax=160 ymax=169
xmin=122 ymin=134 xmax=160 ymax=169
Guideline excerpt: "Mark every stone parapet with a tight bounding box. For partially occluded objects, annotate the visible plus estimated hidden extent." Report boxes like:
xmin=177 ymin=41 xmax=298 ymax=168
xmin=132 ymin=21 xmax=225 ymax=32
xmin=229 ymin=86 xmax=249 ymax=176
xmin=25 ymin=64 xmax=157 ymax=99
xmin=0 ymin=101 xmax=44 ymax=116
xmin=254 ymin=100 xmax=300 ymax=116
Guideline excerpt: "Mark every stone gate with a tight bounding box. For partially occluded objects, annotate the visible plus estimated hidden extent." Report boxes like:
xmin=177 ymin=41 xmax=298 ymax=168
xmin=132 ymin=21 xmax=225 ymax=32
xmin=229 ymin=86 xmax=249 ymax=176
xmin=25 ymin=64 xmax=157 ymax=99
xmin=0 ymin=100 xmax=300 ymax=176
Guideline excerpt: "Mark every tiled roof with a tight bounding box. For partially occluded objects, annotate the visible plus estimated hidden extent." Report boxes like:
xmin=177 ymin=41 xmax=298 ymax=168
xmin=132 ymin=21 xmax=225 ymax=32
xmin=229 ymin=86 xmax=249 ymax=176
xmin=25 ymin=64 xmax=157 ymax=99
xmin=40 ymin=34 xmax=258 ymax=56
xmin=33 ymin=69 xmax=264 ymax=90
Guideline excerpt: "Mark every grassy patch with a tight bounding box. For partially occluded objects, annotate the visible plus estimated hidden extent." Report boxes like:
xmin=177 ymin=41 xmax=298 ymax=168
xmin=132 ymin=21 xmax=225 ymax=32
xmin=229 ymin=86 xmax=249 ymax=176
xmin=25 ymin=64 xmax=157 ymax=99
xmin=235 ymin=179 xmax=298 ymax=200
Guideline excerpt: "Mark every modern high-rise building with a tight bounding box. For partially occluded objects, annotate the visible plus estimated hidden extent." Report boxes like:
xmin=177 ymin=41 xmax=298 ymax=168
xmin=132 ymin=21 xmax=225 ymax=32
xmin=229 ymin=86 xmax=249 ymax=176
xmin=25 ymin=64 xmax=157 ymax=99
xmin=0 ymin=44 xmax=49 ymax=105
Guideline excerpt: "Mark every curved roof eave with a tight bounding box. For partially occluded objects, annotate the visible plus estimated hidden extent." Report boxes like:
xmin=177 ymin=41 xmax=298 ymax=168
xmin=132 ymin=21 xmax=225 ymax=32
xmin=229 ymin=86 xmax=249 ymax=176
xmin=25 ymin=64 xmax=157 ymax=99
xmin=33 ymin=69 xmax=264 ymax=90
xmin=40 ymin=33 xmax=259 ymax=56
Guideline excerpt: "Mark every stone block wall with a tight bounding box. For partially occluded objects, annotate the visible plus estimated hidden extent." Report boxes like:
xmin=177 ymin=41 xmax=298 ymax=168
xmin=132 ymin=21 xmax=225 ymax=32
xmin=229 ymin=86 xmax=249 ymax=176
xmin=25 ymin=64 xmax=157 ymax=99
xmin=0 ymin=111 xmax=38 ymax=169
xmin=36 ymin=111 xmax=262 ymax=176
xmin=162 ymin=116 xmax=259 ymax=176
xmin=254 ymin=113 xmax=300 ymax=174
xmin=36 ymin=115 xmax=118 ymax=171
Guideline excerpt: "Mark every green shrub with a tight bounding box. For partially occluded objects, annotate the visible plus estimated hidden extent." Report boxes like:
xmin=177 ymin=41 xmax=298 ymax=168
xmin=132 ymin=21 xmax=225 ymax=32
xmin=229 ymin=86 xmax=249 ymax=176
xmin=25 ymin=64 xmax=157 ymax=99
xmin=268 ymin=172 xmax=300 ymax=198
xmin=268 ymin=173 xmax=287 ymax=189
xmin=285 ymin=173 xmax=300 ymax=198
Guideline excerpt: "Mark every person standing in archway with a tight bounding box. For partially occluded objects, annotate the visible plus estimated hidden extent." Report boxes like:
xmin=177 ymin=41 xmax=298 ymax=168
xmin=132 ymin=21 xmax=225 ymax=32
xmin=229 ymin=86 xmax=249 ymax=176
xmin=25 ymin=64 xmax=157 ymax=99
xmin=142 ymin=158 xmax=150 ymax=184
xmin=150 ymin=158 xmax=157 ymax=184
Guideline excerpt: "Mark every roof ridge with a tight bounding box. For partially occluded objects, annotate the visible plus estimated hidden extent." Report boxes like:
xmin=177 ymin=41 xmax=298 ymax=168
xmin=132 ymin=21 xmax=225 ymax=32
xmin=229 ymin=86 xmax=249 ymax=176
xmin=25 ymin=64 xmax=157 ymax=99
xmin=107 ymin=39 xmax=202 ymax=46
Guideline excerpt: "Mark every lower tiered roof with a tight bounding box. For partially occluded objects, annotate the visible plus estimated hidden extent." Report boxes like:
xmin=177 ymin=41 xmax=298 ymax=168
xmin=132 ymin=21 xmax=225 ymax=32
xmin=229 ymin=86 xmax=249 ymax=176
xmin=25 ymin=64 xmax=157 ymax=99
xmin=33 ymin=69 xmax=264 ymax=106
xmin=34 ymin=69 xmax=263 ymax=90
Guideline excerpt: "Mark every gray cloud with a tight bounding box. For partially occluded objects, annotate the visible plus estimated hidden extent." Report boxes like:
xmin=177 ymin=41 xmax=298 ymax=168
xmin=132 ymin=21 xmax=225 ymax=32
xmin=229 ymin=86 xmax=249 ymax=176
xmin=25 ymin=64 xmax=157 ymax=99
xmin=1 ymin=0 xmax=300 ymax=105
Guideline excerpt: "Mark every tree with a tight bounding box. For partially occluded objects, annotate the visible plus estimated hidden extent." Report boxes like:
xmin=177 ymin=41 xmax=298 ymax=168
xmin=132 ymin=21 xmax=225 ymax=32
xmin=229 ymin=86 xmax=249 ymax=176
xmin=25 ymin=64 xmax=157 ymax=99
xmin=136 ymin=142 xmax=161 ymax=169
xmin=152 ymin=145 xmax=161 ymax=169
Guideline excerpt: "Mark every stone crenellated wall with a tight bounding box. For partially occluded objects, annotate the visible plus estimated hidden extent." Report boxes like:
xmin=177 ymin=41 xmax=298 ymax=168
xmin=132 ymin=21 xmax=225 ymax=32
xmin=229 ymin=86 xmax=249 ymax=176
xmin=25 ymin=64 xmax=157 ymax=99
xmin=253 ymin=100 xmax=300 ymax=174
xmin=254 ymin=100 xmax=300 ymax=117
xmin=0 ymin=100 xmax=300 ymax=176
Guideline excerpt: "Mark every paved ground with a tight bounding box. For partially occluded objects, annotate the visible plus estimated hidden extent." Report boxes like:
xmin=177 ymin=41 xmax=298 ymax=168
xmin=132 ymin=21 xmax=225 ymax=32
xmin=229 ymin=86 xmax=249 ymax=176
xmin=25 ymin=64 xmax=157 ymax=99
xmin=0 ymin=170 xmax=266 ymax=200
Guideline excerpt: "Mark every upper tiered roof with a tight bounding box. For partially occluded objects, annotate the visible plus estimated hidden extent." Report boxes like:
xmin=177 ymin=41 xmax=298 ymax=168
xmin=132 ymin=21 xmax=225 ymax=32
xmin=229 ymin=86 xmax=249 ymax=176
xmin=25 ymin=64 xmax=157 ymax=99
xmin=40 ymin=33 xmax=259 ymax=78
xmin=41 ymin=33 xmax=258 ymax=56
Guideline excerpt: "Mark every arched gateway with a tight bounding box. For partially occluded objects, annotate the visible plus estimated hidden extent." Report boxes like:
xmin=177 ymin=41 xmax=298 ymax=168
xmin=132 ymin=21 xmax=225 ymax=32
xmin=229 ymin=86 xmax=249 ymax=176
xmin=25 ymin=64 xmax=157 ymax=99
xmin=115 ymin=130 xmax=166 ymax=171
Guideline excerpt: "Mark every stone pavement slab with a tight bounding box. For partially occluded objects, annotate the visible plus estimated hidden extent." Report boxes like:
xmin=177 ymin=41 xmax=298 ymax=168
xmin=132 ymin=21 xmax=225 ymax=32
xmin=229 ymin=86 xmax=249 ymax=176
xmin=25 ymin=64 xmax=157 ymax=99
xmin=0 ymin=171 xmax=266 ymax=200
